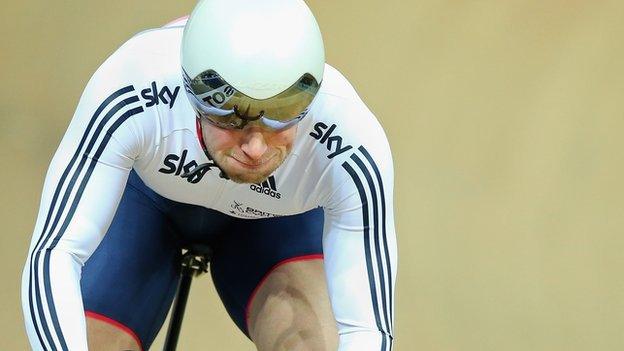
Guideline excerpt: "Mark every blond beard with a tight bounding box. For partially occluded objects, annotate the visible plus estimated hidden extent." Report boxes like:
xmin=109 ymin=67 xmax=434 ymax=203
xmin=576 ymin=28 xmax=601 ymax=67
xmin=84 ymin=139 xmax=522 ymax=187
xmin=204 ymin=142 xmax=290 ymax=184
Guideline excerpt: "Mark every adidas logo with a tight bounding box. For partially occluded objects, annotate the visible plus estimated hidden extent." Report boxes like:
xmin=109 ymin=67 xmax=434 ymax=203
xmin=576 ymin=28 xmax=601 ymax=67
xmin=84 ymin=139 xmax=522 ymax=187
xmin=249 ymin=175 xmax=281 ymax=199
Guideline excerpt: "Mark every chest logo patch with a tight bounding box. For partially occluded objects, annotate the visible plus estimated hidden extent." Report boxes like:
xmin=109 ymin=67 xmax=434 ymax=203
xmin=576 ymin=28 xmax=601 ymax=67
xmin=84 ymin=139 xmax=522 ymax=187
xmin=230 ymin=201 xmax=281 ymax=218
xmin=158 ymin=149 xmax=215 ymax=183
xmin=249 ymin=176 xmax=281 ymax=199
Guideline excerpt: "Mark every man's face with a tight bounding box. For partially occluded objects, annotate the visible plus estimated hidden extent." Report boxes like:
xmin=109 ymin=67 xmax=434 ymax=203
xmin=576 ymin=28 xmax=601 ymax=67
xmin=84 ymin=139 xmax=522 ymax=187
xmin=201 ymin=120 xmax=297 ymax=184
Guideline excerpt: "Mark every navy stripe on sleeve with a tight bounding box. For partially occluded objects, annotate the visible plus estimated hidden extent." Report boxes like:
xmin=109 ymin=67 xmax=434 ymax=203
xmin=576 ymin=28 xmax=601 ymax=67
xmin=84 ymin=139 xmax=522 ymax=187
xmin=343 ymin=161 xmax=388 ymax=351
xmin=28 ymin=86 xmax=134 ymax=350
xmin=359 ymin=145 xmax=394 ymax=332
xmin=351 ymin=154 xmax=392 ymax=338
xmin=342 ymin=146 xmax=394 ymax=351
xmin=28 ymin=85 xmax=143 ymax=350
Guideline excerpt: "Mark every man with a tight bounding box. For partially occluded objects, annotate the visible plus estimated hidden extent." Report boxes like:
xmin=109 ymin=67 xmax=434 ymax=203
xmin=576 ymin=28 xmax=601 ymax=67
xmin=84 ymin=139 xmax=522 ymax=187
xmin=21 ymin=0 xmax=397 ymax=350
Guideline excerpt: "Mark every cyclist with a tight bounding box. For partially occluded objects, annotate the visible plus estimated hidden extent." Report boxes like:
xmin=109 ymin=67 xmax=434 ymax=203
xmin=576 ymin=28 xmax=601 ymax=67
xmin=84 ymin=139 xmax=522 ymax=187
xmin=22 ymin=0 xmax=396 ymax=350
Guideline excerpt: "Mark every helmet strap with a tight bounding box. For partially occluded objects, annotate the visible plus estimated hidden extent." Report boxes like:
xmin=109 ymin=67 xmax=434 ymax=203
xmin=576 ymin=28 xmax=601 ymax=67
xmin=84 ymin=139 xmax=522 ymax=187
xmin=195 ymin=116 xmax=230 ymax=180
xmin=195 ymin=117 xmax=208 ymax=152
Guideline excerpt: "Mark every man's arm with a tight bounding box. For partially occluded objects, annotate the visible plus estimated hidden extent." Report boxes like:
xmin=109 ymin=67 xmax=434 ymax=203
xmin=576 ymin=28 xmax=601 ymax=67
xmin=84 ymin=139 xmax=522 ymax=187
xmin=21 ymin=45 xmax=148 ymax=350
xmin=322 ymin=139 xmax=397 ymax=351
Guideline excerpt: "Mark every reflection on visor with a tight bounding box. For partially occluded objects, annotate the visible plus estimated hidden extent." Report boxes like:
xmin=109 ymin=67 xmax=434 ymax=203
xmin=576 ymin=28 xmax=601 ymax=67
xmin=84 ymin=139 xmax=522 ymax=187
xmin=183 ymin=69 xmax=321 ymax=130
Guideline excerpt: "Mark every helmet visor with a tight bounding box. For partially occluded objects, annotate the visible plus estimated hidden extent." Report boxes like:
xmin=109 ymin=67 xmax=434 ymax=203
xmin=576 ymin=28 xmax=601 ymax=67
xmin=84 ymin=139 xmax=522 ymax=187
xmin=184 ymin=69 xmax=321 ymax=130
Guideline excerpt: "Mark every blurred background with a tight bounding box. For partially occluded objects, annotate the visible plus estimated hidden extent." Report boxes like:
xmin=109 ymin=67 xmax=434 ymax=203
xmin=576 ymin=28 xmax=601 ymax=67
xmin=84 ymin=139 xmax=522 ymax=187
xmin=2 ymin=0 xmax=624 ymax=349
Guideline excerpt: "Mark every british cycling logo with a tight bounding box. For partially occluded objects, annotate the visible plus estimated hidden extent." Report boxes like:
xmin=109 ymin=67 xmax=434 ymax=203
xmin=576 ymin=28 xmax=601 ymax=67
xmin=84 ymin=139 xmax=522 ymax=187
xmin=159 ymin=149 xmax=215 ymax=183
xmin=141 ymin=81 xmax=180 ymax=109
xmin=309 ymin=122 xmax=353 ymax=159
xmin=249 ymin=176 xmax=281 ymax=199
xmin=230 ymin=201 xmax=281 ymax=218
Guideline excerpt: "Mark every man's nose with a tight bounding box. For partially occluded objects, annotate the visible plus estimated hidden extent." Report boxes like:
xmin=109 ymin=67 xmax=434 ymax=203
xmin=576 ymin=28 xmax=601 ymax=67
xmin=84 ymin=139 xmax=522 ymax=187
xmin=240 ymin=131 xmax=268 ymax=160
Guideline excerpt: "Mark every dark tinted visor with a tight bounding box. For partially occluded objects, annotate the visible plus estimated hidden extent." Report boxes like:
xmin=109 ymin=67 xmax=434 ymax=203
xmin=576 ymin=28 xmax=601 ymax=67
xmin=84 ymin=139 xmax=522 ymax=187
xmin=183 ymin=69 xmax=321 ymax=130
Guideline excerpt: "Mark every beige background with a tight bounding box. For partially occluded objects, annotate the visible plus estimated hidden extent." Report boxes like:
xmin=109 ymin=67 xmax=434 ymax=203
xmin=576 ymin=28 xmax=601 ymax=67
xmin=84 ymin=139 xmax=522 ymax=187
xmin=2 ymin=0 xmax=624 ymax=350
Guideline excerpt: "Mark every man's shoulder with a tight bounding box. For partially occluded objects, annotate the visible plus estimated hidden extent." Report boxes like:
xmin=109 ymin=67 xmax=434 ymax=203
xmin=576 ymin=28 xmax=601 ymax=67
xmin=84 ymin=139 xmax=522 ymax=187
xmin=315 ymin=64 xmax=381 ymax=133
xmin=317 ymin=64 xmax=361 ymax=102
xmin=290 ymin=64 xmax=392 ymax=202
xmin=308 ymin=64 xmax=390 ymax=160
xmin=129 ymin=18 xmax=186 ymax=51
xmin=93 ymin=22 xmax=185 ymax=87
xmin=117 ymin=25 xmax=184 ymax=69
xmin=79 ymin=21 xmax=193 ymax=158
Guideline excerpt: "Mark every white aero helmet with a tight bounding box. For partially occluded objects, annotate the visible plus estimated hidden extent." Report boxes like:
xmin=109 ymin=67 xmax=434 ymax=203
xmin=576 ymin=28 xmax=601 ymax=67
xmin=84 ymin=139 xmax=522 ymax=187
xmin=181 ymin=0 xmax=325 ymax=130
